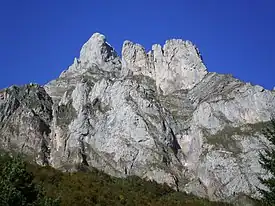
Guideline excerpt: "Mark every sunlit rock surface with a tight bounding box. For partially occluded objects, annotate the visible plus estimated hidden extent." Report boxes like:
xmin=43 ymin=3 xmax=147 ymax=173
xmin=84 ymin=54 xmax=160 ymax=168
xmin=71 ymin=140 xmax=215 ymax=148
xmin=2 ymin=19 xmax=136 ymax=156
xmin=1 ymin=33 xmax=275 ymax=204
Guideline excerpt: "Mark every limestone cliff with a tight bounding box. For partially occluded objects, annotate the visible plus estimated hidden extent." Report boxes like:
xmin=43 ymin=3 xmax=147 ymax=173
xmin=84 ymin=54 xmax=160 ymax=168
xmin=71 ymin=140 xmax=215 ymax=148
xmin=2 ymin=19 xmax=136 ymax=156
xmin=1 ymin=33 xmax=275 ymax=203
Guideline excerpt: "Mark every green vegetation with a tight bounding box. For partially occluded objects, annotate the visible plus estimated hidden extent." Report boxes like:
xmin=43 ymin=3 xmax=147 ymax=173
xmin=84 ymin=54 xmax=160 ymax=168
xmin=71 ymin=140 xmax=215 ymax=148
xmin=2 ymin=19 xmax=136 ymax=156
xmin=258 ymin=120 xmax=275 ymax=205
xmin=204 ymin=121 xmax=272 ymax=153
xmin=0 ymin=151 xmax=231 ymax=206
xmin=0 ymin=152 xmax=59 ymax=206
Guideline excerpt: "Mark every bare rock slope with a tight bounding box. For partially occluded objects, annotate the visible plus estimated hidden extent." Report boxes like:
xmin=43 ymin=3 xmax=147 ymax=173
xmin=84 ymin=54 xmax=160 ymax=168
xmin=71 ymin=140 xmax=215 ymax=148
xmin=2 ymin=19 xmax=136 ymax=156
xmin=1 ymin=33 xmax=275 ymax=203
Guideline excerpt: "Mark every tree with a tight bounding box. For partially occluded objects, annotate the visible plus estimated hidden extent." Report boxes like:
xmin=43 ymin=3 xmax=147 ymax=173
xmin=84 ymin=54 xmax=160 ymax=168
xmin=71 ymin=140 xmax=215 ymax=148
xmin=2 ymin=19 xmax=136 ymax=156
xmin=258 ymin=119 xmax=275 ymax=205
xmin=0 ymin=153 xmax=38 ymax=206
xmin=0 ymin=152 xmax=60 ymax=206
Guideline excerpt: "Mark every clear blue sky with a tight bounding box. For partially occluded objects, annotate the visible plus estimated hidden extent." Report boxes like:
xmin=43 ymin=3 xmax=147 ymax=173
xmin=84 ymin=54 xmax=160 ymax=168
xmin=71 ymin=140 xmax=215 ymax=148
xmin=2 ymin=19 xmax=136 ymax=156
xmin=0 ymin=0 xmax=274 ymax=89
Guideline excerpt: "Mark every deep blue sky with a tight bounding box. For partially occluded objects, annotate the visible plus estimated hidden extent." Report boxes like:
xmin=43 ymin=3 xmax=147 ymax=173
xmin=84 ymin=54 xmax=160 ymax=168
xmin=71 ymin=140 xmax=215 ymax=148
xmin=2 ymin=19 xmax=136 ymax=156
xmin=0 ymin=0 xmax=274 ymax=89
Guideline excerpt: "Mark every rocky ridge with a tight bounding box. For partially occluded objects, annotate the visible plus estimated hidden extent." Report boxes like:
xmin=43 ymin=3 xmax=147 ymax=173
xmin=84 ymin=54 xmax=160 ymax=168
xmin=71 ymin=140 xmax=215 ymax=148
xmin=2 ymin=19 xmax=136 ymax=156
xmin=1 ymin=33 xmax=275 ymax=204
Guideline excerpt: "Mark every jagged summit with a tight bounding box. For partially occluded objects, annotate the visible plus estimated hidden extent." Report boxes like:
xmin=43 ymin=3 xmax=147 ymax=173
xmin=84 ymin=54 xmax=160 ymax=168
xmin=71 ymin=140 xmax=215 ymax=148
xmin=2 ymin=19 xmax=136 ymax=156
xmin=122 ymin=37 xmax=208 ymax=94
xmin=1 ymin=32 xmax=275 ymax=204
xmin=56 ymin=32 xmax=208 ymax=95
xmin=79 ymin=33 xmax=106 ymax=61
xmin=79 ymin=33 xmax=119 ymax=65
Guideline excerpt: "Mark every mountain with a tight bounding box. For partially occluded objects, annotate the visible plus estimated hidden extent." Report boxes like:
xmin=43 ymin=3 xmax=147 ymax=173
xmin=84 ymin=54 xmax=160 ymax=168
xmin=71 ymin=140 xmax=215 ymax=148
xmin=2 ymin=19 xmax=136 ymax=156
xmin=0 ymin=33 xmax=274 ymax=204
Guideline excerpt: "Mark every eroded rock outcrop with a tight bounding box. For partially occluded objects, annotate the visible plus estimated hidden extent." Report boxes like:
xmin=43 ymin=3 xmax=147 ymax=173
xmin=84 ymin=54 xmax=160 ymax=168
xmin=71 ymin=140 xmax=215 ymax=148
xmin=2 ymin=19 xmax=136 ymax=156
xmin=1 ymin=32 xmax=275 ymax=204
xmin=122 ymin=38 xmax=207 ymax=94
xmin=0 ymin=84 xmax=53 ymax=165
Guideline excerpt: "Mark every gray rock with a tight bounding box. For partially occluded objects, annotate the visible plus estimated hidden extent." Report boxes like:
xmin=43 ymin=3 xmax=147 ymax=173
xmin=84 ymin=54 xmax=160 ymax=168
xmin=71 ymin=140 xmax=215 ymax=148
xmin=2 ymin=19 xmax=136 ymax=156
xmin=0 ymin=84 xmax=53 ymax=165
xmin=122 ymin=38 xmax=208 ymax=94
xmin=1 ymin=32 xmax=275 ymax=204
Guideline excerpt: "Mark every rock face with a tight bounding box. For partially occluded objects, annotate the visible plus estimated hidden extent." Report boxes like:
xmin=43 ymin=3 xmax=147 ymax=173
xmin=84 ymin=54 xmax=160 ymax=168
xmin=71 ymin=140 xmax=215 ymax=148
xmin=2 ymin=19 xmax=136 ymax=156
xmin=1 ymin=32 xmax=275 ymax=203
xmin=122 ymin=38 xmax=207 ymax=94
xmin=0 ymin=84 xmax=53 ymax=164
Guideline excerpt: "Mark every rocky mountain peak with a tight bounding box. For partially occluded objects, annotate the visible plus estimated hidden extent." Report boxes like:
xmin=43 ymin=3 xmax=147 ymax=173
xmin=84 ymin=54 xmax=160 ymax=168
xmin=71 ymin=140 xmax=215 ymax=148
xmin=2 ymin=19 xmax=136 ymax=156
xmin=122 ymin=36 xmax=208 ymax=94
xmin=1 ymin=32 xmax=275 ymax=204
xmin=80 ymin=33 xmax=113 ymax=63
xmin=66 ymin=32 xmax=121 ymax=75
xmin=122 ymin=40 xmax=154 ymax=77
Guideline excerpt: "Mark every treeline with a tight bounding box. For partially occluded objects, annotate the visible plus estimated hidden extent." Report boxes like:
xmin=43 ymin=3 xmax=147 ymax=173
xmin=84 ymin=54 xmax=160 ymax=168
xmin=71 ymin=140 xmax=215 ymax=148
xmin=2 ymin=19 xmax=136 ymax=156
xmin=0 ymin=151 xmax=231 ymax=206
